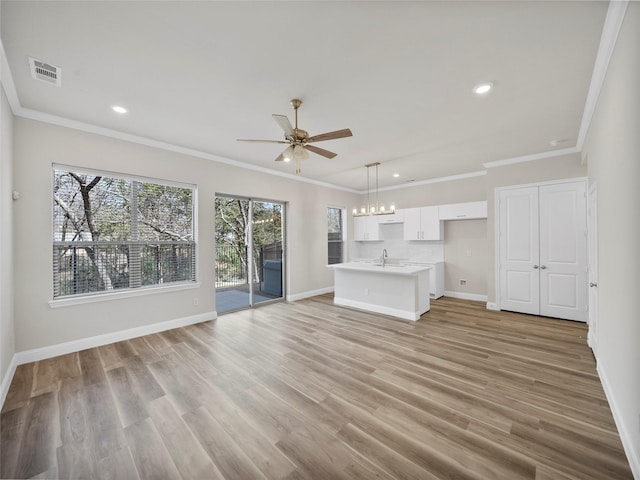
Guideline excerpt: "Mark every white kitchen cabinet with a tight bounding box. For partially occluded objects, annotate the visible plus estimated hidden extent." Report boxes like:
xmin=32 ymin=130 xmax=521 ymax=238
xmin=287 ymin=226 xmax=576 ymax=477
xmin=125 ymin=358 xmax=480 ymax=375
xmin=438 ymin=201 xmax=487 ymax=220
xmin=403 ymin=261 xmax=444 ymax=298
xmin=376 ymin=209 xmax=404 ymax=224
xmin=427 ymin=262 xmax=444 ymax=299
xmin=402 ymin=207 xmax=442 ymax=241
xmin=353 ymin=215 xmax=381 ymax=241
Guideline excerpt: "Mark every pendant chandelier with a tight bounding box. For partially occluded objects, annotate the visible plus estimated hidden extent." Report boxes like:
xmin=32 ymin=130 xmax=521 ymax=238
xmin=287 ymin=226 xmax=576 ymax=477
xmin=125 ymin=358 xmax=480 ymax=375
xmin=353 ymin=162 xmax=395 ymax=216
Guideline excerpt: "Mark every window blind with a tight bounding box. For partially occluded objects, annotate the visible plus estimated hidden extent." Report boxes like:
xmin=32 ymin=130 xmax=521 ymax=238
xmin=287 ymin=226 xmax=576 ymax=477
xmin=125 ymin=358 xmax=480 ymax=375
xmin=52 ymin=167 xmax=196 ymax=298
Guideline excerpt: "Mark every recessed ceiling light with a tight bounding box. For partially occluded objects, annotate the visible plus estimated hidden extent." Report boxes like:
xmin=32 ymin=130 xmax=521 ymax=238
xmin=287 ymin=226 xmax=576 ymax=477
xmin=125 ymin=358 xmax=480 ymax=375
xmin=473 ymin=82 xmax=493 ymax=95
xmin=549 ymin=139 xmax=570 ymax=147
xmin=112 ymin=105 xmax=128 ymax=114
xmin=393 ymin=173 xmax=400 ymax=178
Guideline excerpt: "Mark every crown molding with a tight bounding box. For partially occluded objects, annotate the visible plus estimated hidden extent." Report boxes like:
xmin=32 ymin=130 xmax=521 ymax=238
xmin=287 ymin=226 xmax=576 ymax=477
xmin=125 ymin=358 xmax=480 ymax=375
xmin=577 ymin=0 xmax=629 ymax=150
xmin=482 ymin=146 xmax=579 ymax=169
xmin=15 ymin=107 xmax=360 ymax=194
xmin=369 ymin=170 xmax=487 ymax=194
xmin=0 ymin=38 xmax=21 ymax=114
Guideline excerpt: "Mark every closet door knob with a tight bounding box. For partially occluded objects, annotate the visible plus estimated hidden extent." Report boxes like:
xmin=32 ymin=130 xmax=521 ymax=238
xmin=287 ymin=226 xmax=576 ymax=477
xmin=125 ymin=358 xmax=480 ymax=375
xmin=590 ymin=282 xmax=598 ymax=288
xmin=533 ymin=265 xmax=539 ymax=269
xmin=540 ymin=265 xmax=547 ymax=269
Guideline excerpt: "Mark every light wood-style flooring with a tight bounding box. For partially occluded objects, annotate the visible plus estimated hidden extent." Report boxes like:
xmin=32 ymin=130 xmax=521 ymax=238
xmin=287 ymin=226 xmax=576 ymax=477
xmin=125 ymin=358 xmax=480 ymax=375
xmin=1 ymin=295 xmax=633 ymax=479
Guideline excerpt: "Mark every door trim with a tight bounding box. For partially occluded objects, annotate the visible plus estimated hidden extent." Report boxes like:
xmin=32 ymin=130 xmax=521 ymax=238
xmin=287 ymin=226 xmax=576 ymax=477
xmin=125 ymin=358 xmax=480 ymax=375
xmin=215 ymin=193 xmax=287 ymax=313
xmin=587 ymin=182 xmax=598 ymax=355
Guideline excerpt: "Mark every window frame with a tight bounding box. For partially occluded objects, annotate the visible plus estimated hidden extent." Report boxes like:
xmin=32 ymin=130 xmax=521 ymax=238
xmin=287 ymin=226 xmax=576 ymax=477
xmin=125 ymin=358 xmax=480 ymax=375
xmin=50 ymin=164 xmax=198 ymax=306
xmin=327 ymin=206 xmax=345 ymax=265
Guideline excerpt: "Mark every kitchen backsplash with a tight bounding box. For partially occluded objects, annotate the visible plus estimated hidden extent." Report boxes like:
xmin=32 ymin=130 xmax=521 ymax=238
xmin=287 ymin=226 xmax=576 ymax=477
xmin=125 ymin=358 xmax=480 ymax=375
xmin=349 ymin=223 xmax=444 ymax=263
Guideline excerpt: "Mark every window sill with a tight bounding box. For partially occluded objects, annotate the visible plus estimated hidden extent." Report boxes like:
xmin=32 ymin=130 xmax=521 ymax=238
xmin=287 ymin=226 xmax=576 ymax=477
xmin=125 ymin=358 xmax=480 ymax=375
xmin=48 ymin=282 xmax=200 ymax=308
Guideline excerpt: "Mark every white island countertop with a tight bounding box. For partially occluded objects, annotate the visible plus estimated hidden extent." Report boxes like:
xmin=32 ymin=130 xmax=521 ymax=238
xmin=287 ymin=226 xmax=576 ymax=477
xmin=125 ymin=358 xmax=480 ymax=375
xmin=328 ymin=262 xmax=432 ymax=320
xmin=328 ymin=262 xmax=431 ymax=276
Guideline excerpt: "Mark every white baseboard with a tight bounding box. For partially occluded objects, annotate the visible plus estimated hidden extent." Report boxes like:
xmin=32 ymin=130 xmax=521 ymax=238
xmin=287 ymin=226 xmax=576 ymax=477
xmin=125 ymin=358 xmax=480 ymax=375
xmin=444 ymin=291 xmax=488 ymax=303
xmin=597 ymin=362 xmax=640 ymax=479
xmin=0 ymin=355 xmax=18 ymax=410
xmin=287 ymin=286 xmax=334 ymax=302
xmin=486 ymin=302 xmax=500 ymax=311
xmin=334 ymin=296 xmax=422 ymax=321
xmin=14 ymin=311 xmax=217 ymax=366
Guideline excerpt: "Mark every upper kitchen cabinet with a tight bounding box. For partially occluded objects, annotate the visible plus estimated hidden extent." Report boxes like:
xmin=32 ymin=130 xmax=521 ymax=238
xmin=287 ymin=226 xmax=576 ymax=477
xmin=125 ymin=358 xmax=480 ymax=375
xmin=401 ymin=206 xmax=442 ymax=241
xmin=376 ymin=209 xmax=404 ymax=224
xmin=438 ymin=201 xmax=487 ymax=220
xmin=353 ymin=215 xmax=381 ymax=241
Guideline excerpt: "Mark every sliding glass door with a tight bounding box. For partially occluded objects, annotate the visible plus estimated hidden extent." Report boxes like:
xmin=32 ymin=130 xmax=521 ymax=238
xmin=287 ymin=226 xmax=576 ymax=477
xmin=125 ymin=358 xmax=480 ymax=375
xmin=251 ymin=201 xmax=284 ymax=305
xmin=215 ymin=195 xmax=285 ymax=313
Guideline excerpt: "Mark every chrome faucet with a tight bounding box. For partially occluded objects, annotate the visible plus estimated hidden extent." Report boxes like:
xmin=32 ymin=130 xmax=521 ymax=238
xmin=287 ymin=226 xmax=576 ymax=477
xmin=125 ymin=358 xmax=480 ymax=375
xmin=381 ymin=248 xmax=388 ymax=267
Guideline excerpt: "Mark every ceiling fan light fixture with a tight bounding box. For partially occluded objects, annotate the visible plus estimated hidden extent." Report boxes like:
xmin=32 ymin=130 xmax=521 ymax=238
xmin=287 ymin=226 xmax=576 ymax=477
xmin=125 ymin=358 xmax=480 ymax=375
xmin=282 ymin=145 xmax=294 ymax=162
xmin=293 ymin=145 xmax=309 ymax=160
xmin=239 ymin=98 xmax=352 ymax=174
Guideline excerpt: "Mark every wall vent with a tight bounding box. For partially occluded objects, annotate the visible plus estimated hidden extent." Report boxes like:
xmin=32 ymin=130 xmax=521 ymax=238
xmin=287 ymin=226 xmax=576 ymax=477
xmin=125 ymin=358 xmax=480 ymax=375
xmin=29 ymin=57 xmax=61 ymax=86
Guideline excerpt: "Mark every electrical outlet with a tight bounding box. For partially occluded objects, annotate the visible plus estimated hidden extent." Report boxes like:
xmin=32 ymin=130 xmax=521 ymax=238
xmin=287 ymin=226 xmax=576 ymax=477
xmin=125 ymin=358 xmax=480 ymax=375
xmin=459 ymin=279 xmax=467 ymax=286
xmin=193 ymin=297 xmax=199 ymax=306
xmin=364 ymin=288 xmax=369 ymax=296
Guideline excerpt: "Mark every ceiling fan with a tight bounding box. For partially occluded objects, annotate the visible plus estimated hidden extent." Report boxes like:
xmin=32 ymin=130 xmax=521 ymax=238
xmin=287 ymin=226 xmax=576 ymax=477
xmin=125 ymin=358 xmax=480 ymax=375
xmin=237 ymin=99 xmax=353 ymax=174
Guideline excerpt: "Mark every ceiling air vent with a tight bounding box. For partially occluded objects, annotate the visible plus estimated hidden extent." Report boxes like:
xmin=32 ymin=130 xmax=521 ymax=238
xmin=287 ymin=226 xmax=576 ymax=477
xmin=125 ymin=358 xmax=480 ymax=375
xmin=29 ymin=57 xmax=61 ymax=86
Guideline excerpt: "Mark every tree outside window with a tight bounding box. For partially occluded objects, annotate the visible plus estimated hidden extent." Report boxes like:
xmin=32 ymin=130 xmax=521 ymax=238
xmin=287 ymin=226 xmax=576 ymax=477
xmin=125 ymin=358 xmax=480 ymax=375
xmin=328 ymin=207 xmax=344 ymax=265
xmin=52 ymin=167 xmax=195 ymax=298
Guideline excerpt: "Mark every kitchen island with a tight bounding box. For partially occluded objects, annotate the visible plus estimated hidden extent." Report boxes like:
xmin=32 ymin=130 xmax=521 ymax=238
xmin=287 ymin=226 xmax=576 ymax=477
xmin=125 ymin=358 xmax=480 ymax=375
xmin=328 ymin=262 xmax=431 ymax=321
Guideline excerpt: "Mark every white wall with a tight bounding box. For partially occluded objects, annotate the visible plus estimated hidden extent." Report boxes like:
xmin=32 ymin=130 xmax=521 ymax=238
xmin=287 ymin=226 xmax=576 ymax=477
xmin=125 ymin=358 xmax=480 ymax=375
xmin=0 ymin=85 xmax=15 ymax=395
xmin=373 ymin=173 xmax=487 ymax=210
xmin=12 ymin=118 xmax=358 ymax=353
xmin=444 ymin=219 xmax=487 ymax=297
xmin=582 ymin=2 xmax=640 ymax=474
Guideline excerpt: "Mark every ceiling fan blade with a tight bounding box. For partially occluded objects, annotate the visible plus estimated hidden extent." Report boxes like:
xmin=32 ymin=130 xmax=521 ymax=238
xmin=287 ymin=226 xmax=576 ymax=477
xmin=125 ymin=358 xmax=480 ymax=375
xmin=237 ymin=139 xmax=288 ymax=144
xmin=305 ymin=144 xmax=337 ymax=159
xmin=306 ymin=128 xmax=353 ymax=143
xmin=274 ymin=152 xmax=286 ymax=162
xmin=272 ymin=114 xmax=294 ymax=137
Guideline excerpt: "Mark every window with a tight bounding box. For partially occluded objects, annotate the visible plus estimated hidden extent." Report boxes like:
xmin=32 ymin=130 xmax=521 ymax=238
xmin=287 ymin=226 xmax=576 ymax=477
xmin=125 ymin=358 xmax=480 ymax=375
xmin=327 ymin=207 xmax=344 ymax=265
xmin=52 ymin=166 xmax=196 ymax=298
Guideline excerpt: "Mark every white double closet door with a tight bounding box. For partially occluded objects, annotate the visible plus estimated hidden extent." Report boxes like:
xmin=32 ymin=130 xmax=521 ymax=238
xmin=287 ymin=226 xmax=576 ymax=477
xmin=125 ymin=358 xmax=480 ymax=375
xmin=499 ymin=181 xmax=587 ymax=322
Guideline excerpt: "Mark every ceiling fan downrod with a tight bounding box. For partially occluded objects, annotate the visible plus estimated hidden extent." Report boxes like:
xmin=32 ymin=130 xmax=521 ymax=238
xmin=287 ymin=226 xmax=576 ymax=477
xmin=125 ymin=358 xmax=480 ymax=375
xmin=291 ymin=98 xmax=302 ymax=126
